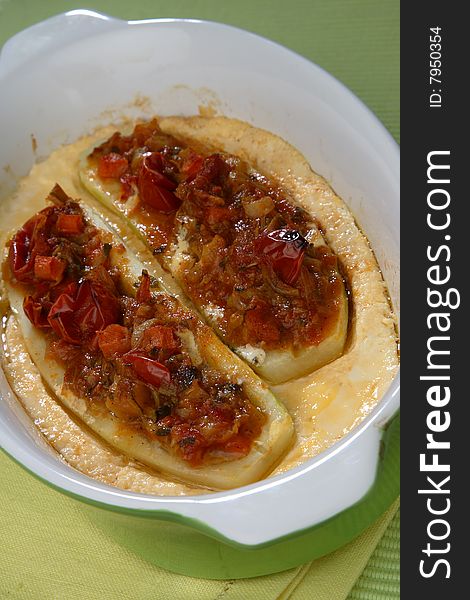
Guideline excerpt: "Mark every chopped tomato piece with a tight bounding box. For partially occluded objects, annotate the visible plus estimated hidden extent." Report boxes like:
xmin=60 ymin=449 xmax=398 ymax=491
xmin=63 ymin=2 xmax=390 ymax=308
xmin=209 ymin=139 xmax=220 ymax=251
xmin=34 ymin=255 xmax=66 ymax=282
xmin=141 ymin=325 xmax=179 ymax=351
xmin=194 ymin=154 xmax=228 ymax=186
xmin=74 ymin=279 xmax=120 ymax=338
xmin=98 ymin=153 xmax=128 ymax=179
xmin=181 ymin=151 xmax=204 ymax=181
xmin=8 ymin=212 xmax=50 ymax=283
xmin=47 ymin=282 xmax=80 ymax=344
xmin=255 ymin=228 xmax=308 ymax=286
xmin=56 ymin=213 xmax=84 ymax=235
xmin=23 ymin=296 xmax=51 ymax=329
xmin=138 ymin=178 xmax=180 ymax=212
xmin=138 ymin=155 xmax=180 ymax=212
xmin=98 ymin=324 xmax=131 ymax=359
xmin=48 ymin=279 xmax=120 ymax=345
xmin=142 ymin=153 xmax=176 ymax=190
xmin=123 ymin=353 xmax=171 ymax=388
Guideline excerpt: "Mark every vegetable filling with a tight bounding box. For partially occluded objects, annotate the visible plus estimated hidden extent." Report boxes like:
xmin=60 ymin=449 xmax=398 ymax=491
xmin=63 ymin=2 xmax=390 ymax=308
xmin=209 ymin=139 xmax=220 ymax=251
xmin=88 ymin=119 xmax=347 ymax=353
xmin=6 ymin=185 xmax=265 ymax=465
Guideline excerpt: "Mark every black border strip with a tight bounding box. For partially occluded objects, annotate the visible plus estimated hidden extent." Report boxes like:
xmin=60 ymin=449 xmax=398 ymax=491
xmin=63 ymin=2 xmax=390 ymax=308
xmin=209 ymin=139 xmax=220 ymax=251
xmin=401 ymin=3 xmax=465 ymax=595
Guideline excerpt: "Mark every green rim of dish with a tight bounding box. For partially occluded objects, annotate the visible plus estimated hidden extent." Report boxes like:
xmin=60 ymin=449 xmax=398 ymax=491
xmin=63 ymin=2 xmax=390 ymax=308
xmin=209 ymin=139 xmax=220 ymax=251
xmin=0 ymin=409 xmax=399 ymax=552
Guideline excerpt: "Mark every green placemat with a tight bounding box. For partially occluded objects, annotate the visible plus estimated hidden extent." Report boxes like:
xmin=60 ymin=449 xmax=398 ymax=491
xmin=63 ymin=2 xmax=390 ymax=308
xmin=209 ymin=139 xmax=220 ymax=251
xmin=349 ymin=510 xmax=400 ymax=599
xmin=0 ymin=0 xmax=399 ymax=141
xmin=0 ymin=450 xmax=399 ymax=600
xmin=0 ymin=2 xmax=399 ymax=598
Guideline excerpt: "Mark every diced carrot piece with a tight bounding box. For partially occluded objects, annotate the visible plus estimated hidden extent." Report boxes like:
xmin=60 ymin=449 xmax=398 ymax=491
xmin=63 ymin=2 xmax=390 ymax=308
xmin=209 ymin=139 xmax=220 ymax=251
xmin=34 ymin=255 xmax=66 ymax=282
xmin=98 ymin=324 xmax=131 ymax=359
xmin=56 ymin=213 xmax=84 ymax=235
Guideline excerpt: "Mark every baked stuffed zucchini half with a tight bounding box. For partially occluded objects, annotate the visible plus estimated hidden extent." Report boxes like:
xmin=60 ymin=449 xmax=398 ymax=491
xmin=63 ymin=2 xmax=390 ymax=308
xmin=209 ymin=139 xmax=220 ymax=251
xmin=79 ymin=116 xmax=349 ymax=384
xmin=3 ymin=185 xmax=293 ymax=490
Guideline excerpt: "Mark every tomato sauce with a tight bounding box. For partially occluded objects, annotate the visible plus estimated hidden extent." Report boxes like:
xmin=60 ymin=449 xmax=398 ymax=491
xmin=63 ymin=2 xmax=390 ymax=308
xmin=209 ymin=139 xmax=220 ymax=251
xmin=6 ymin=185 xmax=265 ymax=466
xmin=89 ymin=120 xmax=346 ymax=353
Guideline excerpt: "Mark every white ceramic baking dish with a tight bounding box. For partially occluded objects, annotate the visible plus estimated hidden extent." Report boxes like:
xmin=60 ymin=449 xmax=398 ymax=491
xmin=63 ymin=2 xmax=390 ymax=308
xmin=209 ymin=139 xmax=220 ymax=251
xmin=0 ymin=10 xmax=400 ymax=579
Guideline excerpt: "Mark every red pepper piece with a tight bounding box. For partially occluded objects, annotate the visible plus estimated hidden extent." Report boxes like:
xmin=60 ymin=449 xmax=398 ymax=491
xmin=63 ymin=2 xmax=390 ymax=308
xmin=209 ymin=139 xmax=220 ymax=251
xmin=193 ymin=154 xmax=228 ymax=187
xmin=137 ymin=154 xmax=180 ymax=212
xmin=123 ymin=353 xmax=171 ymax=388
xmin=56 ymin=213 xmax=84 ymax=235
xmin=47 ymin=279 xmax=120 ymax=345
xmin=74 ymin=279 xmax=120 ymax=339
xmin=142 ymin=153 xmax=177 ymax=190
xmin=23 ymin=296 xmax=52 ymax=329
xmin=8 ymin=212 xmax=51 ymax=283
xmin=98 ymin=152 xmax=128 ymax=179
xmin=255 ymin=228 xmax=308 ymax=286
xmin=47 ymin=282 xmax=80 ymax=344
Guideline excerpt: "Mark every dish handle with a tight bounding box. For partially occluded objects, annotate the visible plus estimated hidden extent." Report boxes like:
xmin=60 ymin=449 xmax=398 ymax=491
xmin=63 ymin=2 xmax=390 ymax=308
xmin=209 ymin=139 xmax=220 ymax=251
xmin=0 ymin=10 xmax=123 ymax=79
